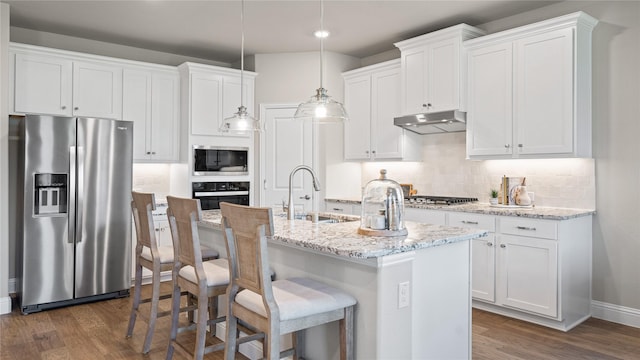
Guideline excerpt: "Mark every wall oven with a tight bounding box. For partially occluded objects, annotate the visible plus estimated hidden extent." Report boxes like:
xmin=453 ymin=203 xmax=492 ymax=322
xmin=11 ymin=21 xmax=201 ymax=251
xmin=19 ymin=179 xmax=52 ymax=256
xmin=193 ymin=146 xmax=248 ymax=176
xmin=192 ymin=181 xmax=250 ymax=210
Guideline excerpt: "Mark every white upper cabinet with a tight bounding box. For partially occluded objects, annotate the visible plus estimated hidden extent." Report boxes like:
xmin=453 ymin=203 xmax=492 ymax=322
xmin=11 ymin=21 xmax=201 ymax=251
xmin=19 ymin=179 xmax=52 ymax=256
xmin=13 ymin=53 xmax=73 ymax=116
xmin=11 ymin=43 xmax=125 ymax=120
xmin=179 ymin=62 xmax=256 ymax=138
xmin=343 ymin=60 xmax=420 ymax=161
xmin=395 ymin=24 xmax=485 ymax=115
xmin=123 ymin=68 xmax=180 ymax=162
xmin=465 ymin=12 xmax=598 ymax=159
xmin=72 ymin=61 xmax=122 ymax=119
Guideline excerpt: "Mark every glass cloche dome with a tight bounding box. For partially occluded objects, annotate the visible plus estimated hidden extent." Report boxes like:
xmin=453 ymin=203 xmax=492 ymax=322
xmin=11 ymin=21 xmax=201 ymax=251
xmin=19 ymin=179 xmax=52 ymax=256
xmin=358 ymin=169 xmax=408 ymax=236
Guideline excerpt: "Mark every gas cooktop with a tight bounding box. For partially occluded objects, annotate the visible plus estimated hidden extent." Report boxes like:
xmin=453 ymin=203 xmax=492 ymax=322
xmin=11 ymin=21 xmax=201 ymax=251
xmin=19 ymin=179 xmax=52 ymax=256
xmin=406 ymin=195 xmax=478 ymax=205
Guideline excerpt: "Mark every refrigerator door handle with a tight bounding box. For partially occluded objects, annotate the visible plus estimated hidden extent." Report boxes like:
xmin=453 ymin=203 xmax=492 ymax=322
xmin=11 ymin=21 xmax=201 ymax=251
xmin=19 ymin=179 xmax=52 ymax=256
xmin=69 ymin=146 xmax=76 ymax=244
xmin=76 ymin=146 xmax=84 ymax=243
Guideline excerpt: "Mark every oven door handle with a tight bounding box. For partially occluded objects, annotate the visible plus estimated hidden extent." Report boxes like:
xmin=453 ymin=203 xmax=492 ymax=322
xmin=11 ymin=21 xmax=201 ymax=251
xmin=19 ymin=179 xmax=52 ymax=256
xmin=194 ymin=191 xmax=249 ymax=197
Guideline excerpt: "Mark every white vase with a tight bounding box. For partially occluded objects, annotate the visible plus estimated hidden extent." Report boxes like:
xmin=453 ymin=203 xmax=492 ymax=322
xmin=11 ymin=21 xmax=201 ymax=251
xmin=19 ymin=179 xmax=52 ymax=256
xmin=489 ymin=198 xmax=498 ymax=205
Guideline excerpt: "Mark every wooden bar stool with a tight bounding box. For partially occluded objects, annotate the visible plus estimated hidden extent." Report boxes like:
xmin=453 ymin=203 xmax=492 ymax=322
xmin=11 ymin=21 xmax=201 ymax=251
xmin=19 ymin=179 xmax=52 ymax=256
xmin=220 ymin=202 xmax=357 ymax=360
xmin=165 ymin=196 xmax=230 ymax=360
xmin=126 ymin=191 xmax=219 ymax=354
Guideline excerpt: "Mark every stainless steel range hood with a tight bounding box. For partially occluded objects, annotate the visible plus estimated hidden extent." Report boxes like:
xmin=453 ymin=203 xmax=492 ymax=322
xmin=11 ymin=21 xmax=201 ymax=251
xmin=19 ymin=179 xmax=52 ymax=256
xmin=394 ymin=110 xmax=466 ymax=134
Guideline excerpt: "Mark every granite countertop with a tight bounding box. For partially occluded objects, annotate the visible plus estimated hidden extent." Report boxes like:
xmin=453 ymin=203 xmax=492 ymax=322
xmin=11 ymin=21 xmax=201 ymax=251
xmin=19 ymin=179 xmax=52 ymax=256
xmin=200 ymin=210 xmax=486 ymax=259
xmin=325 ymin=198 xmax=595 ymax=220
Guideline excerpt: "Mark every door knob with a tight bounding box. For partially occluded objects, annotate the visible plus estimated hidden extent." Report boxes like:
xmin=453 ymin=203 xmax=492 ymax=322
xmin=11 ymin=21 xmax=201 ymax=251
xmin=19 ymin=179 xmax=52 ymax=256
xmin=299 ymin=195 xmax=311 ymax=200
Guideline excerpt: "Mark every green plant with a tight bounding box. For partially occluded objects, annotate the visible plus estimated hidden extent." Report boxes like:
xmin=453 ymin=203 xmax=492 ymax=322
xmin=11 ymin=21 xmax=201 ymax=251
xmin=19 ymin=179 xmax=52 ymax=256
xmin=490 ymin=189 xmax=499 ymax=198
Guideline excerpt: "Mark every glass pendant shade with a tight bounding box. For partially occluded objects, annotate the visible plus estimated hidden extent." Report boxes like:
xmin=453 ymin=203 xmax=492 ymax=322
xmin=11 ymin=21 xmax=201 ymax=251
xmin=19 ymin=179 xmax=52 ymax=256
xmin=294 ymin=87 xmax=348 ymax=122
xmin=219 ymin=0 xmax=260 ymax=134
xmin=221 ymin=105 xmax=261 ymax=134
xmin=294 ymin=0 xmax=348 ymax=123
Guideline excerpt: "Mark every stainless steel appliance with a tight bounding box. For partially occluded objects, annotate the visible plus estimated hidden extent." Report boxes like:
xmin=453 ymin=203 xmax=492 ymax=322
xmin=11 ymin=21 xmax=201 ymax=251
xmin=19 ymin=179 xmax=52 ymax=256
xmin=193 ymin=146 xmax=248 ymax=176
xmin=406 ymin=195 xmax=478 ymax=205
xmin=17 ymin=114 xmax=133 ymax=314
xmin=394 ymin=110 xmax=466 ymax=134
xmin=192 ymin=181 xmax=250 ymax=210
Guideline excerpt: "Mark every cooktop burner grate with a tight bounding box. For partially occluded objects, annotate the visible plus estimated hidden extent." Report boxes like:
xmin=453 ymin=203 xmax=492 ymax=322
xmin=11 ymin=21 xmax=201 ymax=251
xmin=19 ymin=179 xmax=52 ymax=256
xmin=406 ymin=195 xmax=478 ymax=205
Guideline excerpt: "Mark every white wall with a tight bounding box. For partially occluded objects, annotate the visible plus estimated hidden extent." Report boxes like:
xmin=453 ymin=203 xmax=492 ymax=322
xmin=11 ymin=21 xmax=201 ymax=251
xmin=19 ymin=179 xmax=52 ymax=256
xmin=252 ymin=51 xmax=362 ymax=203
xmin=0 ymin=2 xmax=10 ymax=314
xmin=10 ymin=26 xmax=229 ymax=67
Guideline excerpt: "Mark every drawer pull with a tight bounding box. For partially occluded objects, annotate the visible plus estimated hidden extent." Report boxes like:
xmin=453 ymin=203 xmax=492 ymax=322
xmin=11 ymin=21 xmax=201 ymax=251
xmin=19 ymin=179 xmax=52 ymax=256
xmin=462 ymin=220 xmax=479 ymax=225
xmin=487 ymin=242 xmax=493 ymax=247
xmin=516 ymin=226 xmax=537 ymax=231
xmin=332 ymin=208 xmax=344 ymax=212
xmin=500 ymin=244 xmax=506 ymax=248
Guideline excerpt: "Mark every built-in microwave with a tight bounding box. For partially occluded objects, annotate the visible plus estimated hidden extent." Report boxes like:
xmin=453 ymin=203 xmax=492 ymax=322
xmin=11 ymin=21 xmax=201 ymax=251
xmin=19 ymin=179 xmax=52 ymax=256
xmin=193 ymin=146 xmax=248 ymax=176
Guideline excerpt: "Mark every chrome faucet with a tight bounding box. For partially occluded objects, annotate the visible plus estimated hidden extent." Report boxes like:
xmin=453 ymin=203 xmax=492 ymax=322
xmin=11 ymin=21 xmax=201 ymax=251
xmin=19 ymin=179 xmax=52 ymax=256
xmin=287 ymin=165 xmax=321 ymax=220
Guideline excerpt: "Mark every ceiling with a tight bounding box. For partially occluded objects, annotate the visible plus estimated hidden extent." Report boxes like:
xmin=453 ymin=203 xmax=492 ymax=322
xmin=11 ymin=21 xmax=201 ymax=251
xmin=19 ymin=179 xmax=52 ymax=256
xmin=2 ymin=0 xmax=561 ymax=64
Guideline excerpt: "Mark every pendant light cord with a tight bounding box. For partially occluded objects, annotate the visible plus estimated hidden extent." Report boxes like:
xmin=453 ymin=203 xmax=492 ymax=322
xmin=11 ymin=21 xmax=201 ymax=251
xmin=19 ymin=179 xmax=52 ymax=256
xmin=240 ymin=0 xmax=245 ymax=108
xmin=319 ymin=0 xmax=324 ymax=91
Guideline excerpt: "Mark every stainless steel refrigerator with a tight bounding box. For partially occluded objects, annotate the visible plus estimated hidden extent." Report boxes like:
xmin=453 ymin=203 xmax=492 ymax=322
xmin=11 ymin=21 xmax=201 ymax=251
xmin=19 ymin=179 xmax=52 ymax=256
xmin=17 ymin=114 xmax=133 ymax=314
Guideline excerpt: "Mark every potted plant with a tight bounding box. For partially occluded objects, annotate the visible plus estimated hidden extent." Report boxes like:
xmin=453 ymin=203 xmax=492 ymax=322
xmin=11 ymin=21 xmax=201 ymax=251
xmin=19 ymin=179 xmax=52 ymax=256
xmin=490 ymin=189 xmax=499 ymax=205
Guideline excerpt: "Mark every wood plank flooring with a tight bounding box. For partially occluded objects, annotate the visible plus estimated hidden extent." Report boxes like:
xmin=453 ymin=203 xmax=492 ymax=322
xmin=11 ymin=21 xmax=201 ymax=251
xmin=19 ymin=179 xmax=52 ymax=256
xmin=2 ymin=284 xmax=640 ymax=359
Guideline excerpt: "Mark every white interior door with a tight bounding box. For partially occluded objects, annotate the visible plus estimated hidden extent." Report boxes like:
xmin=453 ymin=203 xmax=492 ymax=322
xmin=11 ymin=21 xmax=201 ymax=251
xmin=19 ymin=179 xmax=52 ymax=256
xmin=260 ymin=104 xmax=314 ymax=213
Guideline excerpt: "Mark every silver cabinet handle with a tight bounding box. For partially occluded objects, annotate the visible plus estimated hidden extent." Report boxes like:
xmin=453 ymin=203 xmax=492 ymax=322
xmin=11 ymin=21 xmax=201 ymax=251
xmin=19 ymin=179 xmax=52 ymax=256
xmin=61 ymin=105 xmax=66 ymax=110
xmin=500 ymin=244 xmax=506 ymax=248
xmin=518 ymin=144 xmax=523 ymax=148
xmin=151 ymin=151 xmax=156 ymax=155
xmin=504 ymin=144 xmax=511 ymax=148
xmin=146 ymin=151 xmax=151 ymax=155
xmin=516 ymin=226 xmax=536 ymax=231
xmin=462 ymin=220 xmax=479 ymax=225
xmin=372 ymin=150 xmax=376 ymax=154
xmin=300 ymin=195 xmax=311 ymax=200
xmin=74 ymin=107 xmax=79 ymax=111
xmin=332 ymin=208 xmax=344 ymax=212
xmin=487 ymin=242 xmax=493 ymax=247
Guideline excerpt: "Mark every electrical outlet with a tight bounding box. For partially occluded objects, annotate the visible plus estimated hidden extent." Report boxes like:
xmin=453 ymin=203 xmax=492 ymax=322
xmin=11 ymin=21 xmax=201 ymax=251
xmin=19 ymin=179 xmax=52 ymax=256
xmin=398 ymin=281 xmax=410 ymax=308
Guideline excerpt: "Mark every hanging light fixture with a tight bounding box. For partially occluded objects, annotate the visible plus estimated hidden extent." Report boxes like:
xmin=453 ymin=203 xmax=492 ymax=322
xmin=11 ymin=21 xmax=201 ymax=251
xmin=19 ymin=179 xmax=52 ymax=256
xmin=220 ymin=0 xmax=261 ymax=133
xmin=294 ymin=0 xmax=348 ymax=123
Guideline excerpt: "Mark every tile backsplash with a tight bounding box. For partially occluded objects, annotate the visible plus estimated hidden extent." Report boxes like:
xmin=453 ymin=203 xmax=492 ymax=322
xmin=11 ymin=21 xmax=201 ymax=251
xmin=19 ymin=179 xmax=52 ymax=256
xmin=361 ymin=133 xmax=595 ymax=209
xmin=132 ymin=164 xmax=172 ymax=199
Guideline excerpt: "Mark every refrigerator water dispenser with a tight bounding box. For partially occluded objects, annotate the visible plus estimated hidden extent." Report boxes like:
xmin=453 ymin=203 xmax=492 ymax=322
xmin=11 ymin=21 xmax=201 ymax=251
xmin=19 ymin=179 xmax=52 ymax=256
xmin=34 ymin=173 xmax=68 ymax=215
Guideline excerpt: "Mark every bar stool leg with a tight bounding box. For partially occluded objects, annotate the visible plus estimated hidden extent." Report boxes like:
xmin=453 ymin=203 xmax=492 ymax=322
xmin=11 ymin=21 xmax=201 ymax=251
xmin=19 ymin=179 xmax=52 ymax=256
xmin=126 ymin=259 xmax=143 ymax=338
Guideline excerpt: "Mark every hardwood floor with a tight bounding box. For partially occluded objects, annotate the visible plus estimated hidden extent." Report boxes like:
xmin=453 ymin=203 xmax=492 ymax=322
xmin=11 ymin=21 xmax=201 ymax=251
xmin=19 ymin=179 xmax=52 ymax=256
xmin=2 ymin=284 xmax=640 ymax=359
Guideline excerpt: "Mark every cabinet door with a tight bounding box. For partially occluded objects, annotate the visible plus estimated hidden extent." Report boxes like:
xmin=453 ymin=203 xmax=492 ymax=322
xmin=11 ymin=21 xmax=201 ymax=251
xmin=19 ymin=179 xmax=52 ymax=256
xmin=514 ymin=28 xmax=573 ymax=155
xmin=123 ymin=69 xmax=152 ymax=161
xmin=73 ymin=61 xmax=123 ymax=119
xmin=467 ymin=43 xmax=513 ymax=157
xmin=371 ymin=67 xmax=403 ymax=160
xmin=154 ymin=219 xmax=173 ymax=248
xmin=497 ymin=234 xmax=558 ymax=318
xmin=343 ymin=75 xmax=372 ymax=160
xmin=222 ymin=76 xmax=254 ymax=138
xmin=471 ymin=234 xmax=496 ymax=302
xmin=150 ymin=73 xmax=180 ymax=161
xmin=190 ymin=72 xmax=223 ymax=135
xmin=14 ymin=53 xmax=73 ymax=116
xmin=400 ymin=47 xmax=427 ymax=115
xmin=427 ymin=37 xmax=459 ymax=111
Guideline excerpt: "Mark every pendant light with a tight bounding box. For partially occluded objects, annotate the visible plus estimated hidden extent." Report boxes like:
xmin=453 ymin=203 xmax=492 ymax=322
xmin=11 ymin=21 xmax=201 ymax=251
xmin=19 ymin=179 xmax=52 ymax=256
xmin=294 ymin=0 xmax=348 ymax=123
xmin=220 ymin=0 xmax=261 ymax=133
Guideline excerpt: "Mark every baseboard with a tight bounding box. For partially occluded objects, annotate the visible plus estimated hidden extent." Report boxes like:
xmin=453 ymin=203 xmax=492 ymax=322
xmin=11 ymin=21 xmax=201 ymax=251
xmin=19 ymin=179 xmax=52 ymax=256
xmin=0 ymin=296 xmax=11 ymax=315
xmin=591 ymin=300 xmax=640 ymax=329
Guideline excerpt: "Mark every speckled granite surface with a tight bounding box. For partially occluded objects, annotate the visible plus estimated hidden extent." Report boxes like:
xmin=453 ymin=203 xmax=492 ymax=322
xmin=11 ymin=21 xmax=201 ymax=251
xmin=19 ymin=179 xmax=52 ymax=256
xmin=325 ymin=198 xmax=595 ymax=220
xmin=200 ymin=210 xmax=486 ymax=259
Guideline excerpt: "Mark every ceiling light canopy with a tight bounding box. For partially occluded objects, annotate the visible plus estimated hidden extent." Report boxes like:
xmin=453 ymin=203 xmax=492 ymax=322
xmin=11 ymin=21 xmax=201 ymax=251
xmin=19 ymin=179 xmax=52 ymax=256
xmin=220 ymin=0 xmax=261 ymax=134
xmin=294 ymin=0 xmax=348 ymax=123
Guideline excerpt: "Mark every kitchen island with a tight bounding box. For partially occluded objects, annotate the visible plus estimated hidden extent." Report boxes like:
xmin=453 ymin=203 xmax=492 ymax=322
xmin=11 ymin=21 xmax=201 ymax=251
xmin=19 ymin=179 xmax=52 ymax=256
xmin=197 ymin=210 xmax=487 ymax=360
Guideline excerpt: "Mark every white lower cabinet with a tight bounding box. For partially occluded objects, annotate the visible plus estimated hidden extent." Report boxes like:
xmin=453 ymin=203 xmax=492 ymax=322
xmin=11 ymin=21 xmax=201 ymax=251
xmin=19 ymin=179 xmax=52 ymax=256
xmin=404 ymin=207 xmax=446 ymax=225
xmin=452 ymin=211 xmax=592 ymax=331
xmin=131 ymin=212 xmax=172 ymax=281
xmin=324 ymin=201 xmax=356 ymax=215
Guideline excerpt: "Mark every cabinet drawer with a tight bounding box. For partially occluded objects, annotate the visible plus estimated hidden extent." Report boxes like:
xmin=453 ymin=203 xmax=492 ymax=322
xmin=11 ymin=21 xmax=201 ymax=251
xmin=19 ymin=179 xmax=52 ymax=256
xmin=499 ymin=217 xmax=557 ymax=240
xmin=449 ymin=212 xmax=496 ymax=232
xmin=404 ymin=208 xmax=447 ymax=226
xmin=325 ymin=202 xmax=353 ymax=214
